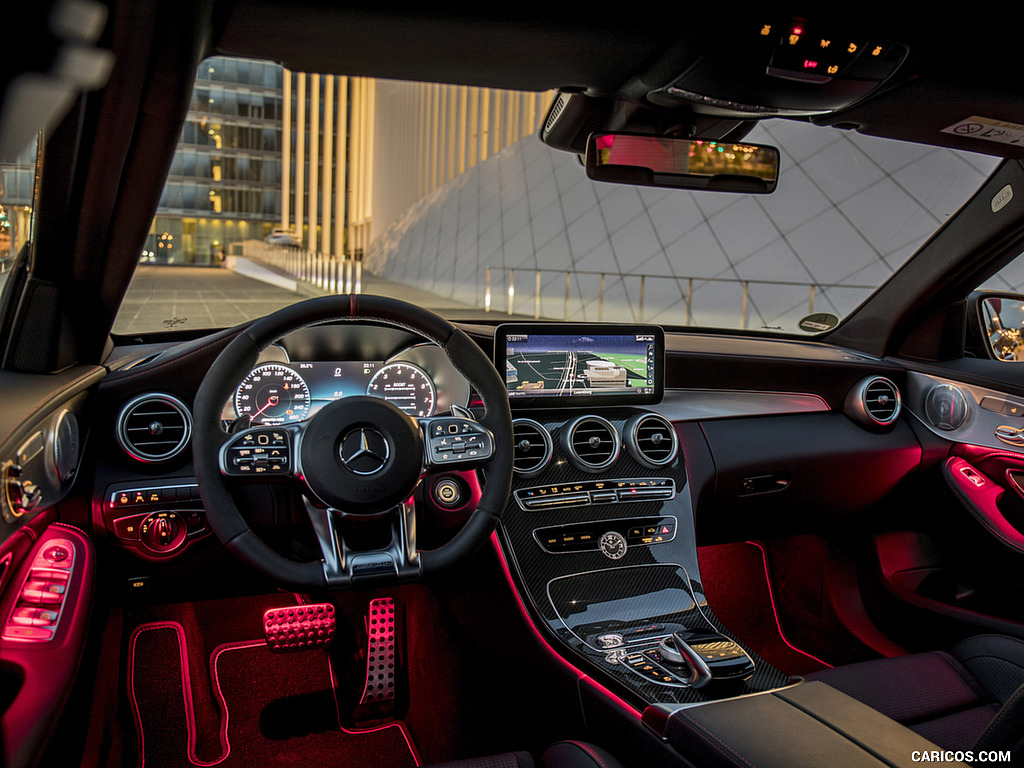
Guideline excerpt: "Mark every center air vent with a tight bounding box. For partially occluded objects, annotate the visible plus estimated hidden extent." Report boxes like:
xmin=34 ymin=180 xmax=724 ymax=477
xmin=512 ymin=419 xmax=553 ymax=477
xmin=560 ymin=415 xmax=620 ymax=473
xmin=625 ymin=413 xmax=679 ymax=468
xmin=116 ymin=393 xmax=193 ymax=463
xmin=846 ymin=376 xmax=901 ymax=428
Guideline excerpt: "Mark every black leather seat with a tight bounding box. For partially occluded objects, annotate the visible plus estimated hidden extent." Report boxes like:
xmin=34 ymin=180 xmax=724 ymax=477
xmin=427 ymin=740 xmax=624 ymax=768
xmin=805 ymin=634 xmax=1024 ymax=756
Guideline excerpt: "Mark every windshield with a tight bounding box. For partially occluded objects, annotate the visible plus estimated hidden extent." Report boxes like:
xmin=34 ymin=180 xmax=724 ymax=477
xmin=110 ymin=56 xmax=999 ymax=336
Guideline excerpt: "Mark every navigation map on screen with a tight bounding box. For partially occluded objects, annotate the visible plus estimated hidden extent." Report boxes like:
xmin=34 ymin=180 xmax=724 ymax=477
xmin=503 ymin=332 xmax=657 ymax=400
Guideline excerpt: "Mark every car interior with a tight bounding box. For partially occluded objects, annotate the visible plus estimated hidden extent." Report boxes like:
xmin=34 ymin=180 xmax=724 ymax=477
xmin=7 ymin=6 xmax=1024 ymax=768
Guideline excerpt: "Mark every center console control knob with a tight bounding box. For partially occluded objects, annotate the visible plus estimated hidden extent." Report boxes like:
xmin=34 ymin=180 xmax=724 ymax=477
xmin=139 ymin=511 xmax=187 ymax=553
xmin=658 ymin=630 xmax=755 ymax=688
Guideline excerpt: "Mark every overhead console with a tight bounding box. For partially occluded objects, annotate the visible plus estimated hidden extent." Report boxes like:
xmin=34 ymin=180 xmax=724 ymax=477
xmin=648 ymin=17 xmax=908 ymax=117
xmin=541 ymin=17 xmax=912 ymax=156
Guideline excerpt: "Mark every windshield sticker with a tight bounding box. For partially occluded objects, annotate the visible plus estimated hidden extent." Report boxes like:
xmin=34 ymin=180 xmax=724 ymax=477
xmin=798 ymin=313 xmax=839 ymax=333
xmin=162 ymin=317 xmax=188 ymax=329
xmin=942 ymin=117 xmax=1024 ymax=147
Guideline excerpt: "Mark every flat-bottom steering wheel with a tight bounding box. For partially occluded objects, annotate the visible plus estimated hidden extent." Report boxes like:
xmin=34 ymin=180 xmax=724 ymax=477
xmin=192 ymin=295 xmax=513 ymax=591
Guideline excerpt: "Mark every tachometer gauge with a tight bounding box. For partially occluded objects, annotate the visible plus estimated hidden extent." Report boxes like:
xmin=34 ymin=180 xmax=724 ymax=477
xmin=235 ymin=364 xmax=311 ymax=424
xmin=367 ymin=362 xmax=436 ymax=417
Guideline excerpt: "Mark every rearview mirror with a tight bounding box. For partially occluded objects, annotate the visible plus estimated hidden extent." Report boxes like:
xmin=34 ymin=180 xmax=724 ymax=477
xmin=585 ymin=133 xmax=779 ymax=194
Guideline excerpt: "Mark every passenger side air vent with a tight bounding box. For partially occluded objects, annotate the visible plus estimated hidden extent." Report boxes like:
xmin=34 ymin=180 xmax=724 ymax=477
xmin=561 ymin=415 xmax=620 ymax=473
xmin=624 ymin=413 xmax=679 ymax=468
xmin=116 ymin=394 xmax=193 ymax=462
xmin=512 ymin=419 xmax=553 ymax=477
xmin=845 ymin=376 xmax=901 ymax=428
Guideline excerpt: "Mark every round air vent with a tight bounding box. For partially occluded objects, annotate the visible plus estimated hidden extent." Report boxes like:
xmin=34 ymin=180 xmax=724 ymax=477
xmin=512 ymin=418 xmax=553 ymax=477
xmin=560 ymin=415 xmax=620 ymax=473
xmin=116 ymin=393 xmax=193 ymax=462
xmin=624 ymin=413 xmax=679 ymax=468
xmin=846 ymin=376 xmax=901 ymax=427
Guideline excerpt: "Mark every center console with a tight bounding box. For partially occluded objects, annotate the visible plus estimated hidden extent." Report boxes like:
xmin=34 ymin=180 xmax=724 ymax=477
xmin=492 ymin=324 xmax=791 ymax=708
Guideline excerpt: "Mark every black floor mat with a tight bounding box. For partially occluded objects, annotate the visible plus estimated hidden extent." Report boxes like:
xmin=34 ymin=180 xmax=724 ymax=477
xmin=128 ymin=621 xmax=420 ymax=768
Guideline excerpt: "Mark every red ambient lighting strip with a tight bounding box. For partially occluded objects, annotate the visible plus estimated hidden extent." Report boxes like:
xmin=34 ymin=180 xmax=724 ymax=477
xmin=489 ymin=532 xmax=642 ymax=721
xmin=744 ymin=540 xmax=832 ymax=669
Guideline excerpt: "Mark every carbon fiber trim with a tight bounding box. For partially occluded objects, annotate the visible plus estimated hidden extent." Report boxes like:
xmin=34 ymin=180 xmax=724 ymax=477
xmin=495 ymin=407 xmax=792 ymax=707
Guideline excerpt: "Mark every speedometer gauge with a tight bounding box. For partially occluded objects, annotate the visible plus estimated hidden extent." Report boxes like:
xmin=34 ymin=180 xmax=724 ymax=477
xmin=235 ymin=364 xmax=311 ymax=424
xmin=367 ymin=362 xmax=436 ymax=417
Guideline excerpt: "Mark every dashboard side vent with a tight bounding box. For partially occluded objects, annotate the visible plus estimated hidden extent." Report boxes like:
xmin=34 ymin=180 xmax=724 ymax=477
xmin=846 ymin=376 xmax=901 ymax=427
xmin=561 ymin=415 xmax=620 ymax=472
xmin=116 ymin=394 xmax=192 ymax=462
xmin=512 ymin=419 xmax=553 ymax=476
xmin=625 ymin=413 xmax=679 ymax=468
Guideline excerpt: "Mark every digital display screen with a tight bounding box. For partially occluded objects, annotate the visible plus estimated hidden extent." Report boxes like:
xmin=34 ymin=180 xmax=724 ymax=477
xmin=494 ymin=324 xmax=664 ymax=408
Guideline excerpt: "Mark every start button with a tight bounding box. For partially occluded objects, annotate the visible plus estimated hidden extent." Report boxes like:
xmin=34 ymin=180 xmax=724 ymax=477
xmin=433 ymin=477 xmax=463 ymax=508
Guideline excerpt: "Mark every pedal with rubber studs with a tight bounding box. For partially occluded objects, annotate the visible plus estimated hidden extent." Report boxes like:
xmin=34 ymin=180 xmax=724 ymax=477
xmin=263 ymin=603 xmax=336 ymax=651
xmin=354 ymin=597 xmax=398 ymax=718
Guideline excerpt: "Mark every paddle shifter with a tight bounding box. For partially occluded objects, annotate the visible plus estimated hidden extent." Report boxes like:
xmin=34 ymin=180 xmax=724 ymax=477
xmin=657 ymin=630 xmax=755 ymax=688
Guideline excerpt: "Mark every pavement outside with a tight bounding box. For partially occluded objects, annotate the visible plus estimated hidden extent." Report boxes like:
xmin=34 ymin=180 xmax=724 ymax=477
xmin=114 ymin=263 xmax=485 ymax=334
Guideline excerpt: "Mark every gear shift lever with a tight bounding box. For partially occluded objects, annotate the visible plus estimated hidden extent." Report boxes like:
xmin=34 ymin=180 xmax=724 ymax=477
xmin=657 ymin=630 xmax=754 ymax=687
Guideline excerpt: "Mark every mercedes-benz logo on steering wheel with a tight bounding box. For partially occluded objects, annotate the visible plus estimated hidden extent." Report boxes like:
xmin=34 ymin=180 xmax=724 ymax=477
xmin=339 ymin=427 xmax=390 ymax=475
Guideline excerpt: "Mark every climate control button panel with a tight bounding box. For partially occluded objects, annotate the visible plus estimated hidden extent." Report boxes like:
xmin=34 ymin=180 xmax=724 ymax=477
xmin=515 ymin=477 xmax=674 ymax=511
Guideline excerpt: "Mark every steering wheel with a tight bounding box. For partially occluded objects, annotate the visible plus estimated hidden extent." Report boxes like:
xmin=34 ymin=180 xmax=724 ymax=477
xmin=192 ymin=294 xmax=513 ymax=591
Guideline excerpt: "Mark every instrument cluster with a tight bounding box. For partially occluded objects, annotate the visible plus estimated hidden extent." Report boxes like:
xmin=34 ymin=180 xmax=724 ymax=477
xmin=221 ymin=325 xmax=471 ymax=426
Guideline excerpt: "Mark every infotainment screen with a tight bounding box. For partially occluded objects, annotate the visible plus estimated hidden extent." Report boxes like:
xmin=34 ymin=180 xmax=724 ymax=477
xmin=494 ymin=323 xmax=664 ymax=408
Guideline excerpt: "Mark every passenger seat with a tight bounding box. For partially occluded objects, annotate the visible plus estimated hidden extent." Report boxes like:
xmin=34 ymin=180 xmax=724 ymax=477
xmin=805 ymin=634 xmax=1024 ymax=757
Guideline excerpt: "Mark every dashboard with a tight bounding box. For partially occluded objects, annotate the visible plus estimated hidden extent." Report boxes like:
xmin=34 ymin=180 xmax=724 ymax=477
xmin=219 ymin=324 xmax=471 ymax=425
xmin=0 ymin=312 xmax=975 ymax=718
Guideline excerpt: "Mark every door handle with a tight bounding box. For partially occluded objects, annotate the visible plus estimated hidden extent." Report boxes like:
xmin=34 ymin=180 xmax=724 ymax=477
xmin=995 ymin=425 xmax=1024 ymax=446
xmin=944 ymin=457 xmax=1024 ymax=554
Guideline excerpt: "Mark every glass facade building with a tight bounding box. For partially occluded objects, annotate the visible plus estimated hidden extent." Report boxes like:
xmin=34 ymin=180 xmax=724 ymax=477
xmin=0 ymin=138 xmax=37 ymax=266
xmin=150 ymin=56 xmax=284 ymax=264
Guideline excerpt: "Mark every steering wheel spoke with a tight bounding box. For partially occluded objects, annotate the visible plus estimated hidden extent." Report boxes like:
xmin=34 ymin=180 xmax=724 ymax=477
xmin=420 ymin=415 xmax=495 ymax=470
xmin=219 ymin=424 xmax=301 ymax=479
xmin=302 ymin=496 xmax=421 ymax=589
